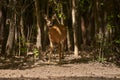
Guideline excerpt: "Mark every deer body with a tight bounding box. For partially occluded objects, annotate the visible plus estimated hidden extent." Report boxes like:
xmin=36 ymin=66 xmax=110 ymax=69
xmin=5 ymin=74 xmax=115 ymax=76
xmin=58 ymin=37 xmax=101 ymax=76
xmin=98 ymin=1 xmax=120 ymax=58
xmin=49 ymin=24 xmax=66 ymax=44
xmin=44 ymin=15 xmax=67 ymax=63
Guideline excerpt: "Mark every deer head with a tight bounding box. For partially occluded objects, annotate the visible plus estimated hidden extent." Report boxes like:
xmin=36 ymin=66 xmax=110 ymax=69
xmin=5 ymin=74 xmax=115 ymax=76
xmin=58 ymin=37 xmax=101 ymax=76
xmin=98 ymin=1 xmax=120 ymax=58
xmin=44 ymin=14 xmax=67 ymax=43
xmin=44 ymin=14 xmax=56 ymax=27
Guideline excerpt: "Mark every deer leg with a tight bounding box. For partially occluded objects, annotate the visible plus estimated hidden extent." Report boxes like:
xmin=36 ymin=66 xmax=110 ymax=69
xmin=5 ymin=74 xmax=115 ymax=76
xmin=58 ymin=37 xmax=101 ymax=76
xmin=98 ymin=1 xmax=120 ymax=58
xmin=61 ymin=43 xmax=64 ymax=59
xmin=58 ymin=43 xmax=62 ymax=63
xmin=49 ymin=41 xmax=53 ymax=63
xmin=48 ymin=48 xmax=52 ymax=63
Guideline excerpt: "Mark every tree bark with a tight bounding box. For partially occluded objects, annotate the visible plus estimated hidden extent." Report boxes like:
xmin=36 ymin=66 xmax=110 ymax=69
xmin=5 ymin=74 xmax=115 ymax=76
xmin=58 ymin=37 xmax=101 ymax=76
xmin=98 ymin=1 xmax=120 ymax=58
xmin=0 ymin=6 xmax=4 ymax=55
xmin=72 ymin=0 xmax=79 ymax=57
xmin=35 ymin=0 xmax=42 ymax=58
xmin=5 ymin=0 xmax=17 ymax=56
xmin=6 ymin=13 xmax=16 ymax=56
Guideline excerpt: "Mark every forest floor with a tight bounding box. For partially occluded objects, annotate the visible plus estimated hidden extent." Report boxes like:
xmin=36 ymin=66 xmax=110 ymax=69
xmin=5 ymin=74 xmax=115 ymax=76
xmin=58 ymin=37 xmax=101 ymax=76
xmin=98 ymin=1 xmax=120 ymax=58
xmin=0 ymin=53 xmax=120 ymax=80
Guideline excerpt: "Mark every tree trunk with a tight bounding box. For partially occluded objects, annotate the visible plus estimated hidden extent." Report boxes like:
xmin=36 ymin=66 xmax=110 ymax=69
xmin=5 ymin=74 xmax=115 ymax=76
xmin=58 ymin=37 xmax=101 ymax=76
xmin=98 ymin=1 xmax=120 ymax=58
xmin=66 ymin=0 xmax=73 ymax=51
xmin=81 ymin=16 xmax=87 ymax=46
xmin=6 ymin=14 xmax=16 ymax=56
xmin=0 ymin=6 xmax=4 ymax=55
xmin=72 ymin=0 xmax=79 ymax=57
xmin=35 ymin=0 xmax=42 ymax=58
xmin=20 ymin=15 xmax=25 ymax=45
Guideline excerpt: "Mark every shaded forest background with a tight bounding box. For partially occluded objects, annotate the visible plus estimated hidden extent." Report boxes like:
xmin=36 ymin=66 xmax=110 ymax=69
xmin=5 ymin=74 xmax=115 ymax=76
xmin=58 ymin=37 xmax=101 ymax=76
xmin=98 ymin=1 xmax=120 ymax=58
xmin=0 ymin=0 xmax=120 ymax=64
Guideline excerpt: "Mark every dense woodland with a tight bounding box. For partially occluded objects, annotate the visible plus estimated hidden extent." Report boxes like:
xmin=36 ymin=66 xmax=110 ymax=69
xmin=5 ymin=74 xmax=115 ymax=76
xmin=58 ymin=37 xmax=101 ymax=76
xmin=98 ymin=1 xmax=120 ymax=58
xmin=0 ymin=0 xmax=120 ymax=64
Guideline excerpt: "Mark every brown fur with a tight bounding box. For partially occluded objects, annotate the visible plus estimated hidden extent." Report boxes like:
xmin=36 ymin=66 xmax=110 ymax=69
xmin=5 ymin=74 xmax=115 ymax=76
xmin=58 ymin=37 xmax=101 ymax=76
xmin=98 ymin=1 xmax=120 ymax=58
xmin=49 ymin=24 xmax=67 ymax=44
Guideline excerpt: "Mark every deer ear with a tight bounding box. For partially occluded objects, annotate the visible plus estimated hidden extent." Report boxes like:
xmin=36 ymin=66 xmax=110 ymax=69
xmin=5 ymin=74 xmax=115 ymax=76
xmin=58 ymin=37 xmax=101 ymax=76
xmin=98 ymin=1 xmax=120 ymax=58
xmin=52 ymin=14 xmax=56 ymax=20
xmin=44 ymin=15 xmax=48 ymax=20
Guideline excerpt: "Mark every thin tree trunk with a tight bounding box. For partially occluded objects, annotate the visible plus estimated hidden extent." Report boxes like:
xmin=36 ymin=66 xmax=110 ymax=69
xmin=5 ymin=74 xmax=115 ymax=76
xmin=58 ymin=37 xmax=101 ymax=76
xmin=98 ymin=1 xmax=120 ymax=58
xmin=81 ymin=16 xmax=86 ymax=46
xmin=0 ymin=6 xmax=3 ymax=54
xmin=66 ymin=0 xmax=73 ymax=51
xmin=72 ymin=0 xmax=79 ymax=57
xmin=67 ymin=29 xmax=71 ymax=51
xmin=20 ymin=15 xmax=25 ymax=45
xmin=35 ymin=0 xmax=42 ymax=58
xmin=6 ymin=14 xmax=16 ymax=56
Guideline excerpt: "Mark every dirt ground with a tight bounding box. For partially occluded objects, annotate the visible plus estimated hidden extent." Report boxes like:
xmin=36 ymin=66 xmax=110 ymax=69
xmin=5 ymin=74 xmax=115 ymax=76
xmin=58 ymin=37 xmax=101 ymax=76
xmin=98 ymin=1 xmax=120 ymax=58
xmin=0 ymin=54 xmax=120 ymax=80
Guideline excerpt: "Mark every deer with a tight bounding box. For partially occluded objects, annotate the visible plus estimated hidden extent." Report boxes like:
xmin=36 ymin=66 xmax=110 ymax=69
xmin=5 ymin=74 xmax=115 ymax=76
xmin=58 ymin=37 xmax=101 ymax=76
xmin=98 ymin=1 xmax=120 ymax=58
xmin=44 ymin=14 xmax=67 ymax=64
